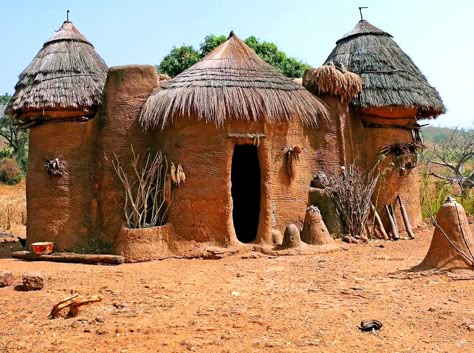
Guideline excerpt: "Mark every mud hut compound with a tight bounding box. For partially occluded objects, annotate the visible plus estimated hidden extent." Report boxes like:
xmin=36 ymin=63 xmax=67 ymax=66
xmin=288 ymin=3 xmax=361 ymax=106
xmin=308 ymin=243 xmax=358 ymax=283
xmin=6 ymin=19 xmax=444 ymax=260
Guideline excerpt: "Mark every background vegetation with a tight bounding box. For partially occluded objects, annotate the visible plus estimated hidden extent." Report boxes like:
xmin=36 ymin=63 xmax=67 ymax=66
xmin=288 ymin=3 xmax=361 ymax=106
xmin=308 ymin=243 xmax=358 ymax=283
xmin=0 ymin=94 xmax=28 ymax=184
xmin=421 ymin=127 xmax=474 ymax=218
xmin=156 ymin=34 xmax=310 ymax=78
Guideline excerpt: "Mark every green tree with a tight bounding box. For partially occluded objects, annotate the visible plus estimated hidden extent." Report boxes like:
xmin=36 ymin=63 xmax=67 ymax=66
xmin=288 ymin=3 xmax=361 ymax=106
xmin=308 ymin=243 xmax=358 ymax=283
xmin=156 ymin=34 xmax=310 ymax=78
xmin=200 ymin=34 xmax=226 ymax=56
xmin=0 ymin=94 xmax=28 ymax=172
xmin=156 ymin=45 xmax=200 ymax=78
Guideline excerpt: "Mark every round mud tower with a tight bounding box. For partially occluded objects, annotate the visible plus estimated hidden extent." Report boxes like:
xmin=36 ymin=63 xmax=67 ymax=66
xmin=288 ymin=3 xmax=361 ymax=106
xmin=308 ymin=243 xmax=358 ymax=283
xmin=301 ymin=205 xmax=334 ymax=245
xmin=281 ymin=223 xmax=302 ymax=249
xmin=417 ymin=197 xmax=474 ymax=271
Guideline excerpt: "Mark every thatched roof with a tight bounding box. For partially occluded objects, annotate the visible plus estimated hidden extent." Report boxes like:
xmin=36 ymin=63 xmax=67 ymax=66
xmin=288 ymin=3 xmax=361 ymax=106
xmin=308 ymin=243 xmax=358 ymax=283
xmin=6 ymin=21 xmax=108 ymax=122
xmin=325 ymin=20 xmax=445 ymax=119
xmin=140 ymin=32 xmax=329 ymax=130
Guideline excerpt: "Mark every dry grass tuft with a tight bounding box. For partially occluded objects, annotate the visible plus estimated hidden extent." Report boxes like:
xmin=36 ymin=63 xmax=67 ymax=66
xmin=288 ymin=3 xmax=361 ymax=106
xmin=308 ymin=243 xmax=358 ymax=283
xmin=303 ymin=64 xmax=362 ymax=103
xmin=0 ymin=181 xmax=26 ymax=231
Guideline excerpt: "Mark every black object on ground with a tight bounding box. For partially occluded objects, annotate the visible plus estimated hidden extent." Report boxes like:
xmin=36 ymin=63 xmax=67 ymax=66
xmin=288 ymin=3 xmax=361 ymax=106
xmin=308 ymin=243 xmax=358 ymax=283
xmin=359 ymin=320 xmax=383 ymax=332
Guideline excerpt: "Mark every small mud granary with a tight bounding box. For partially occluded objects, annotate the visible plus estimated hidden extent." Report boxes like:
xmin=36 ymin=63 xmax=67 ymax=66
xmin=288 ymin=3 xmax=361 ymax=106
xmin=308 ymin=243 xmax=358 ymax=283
xmin=6 ymin=18 xmax=445 ymax=261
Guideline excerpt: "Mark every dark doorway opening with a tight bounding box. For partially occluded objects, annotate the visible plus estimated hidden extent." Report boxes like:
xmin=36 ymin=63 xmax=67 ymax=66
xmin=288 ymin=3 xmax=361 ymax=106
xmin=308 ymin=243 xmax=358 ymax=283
xmin=231 ymin=144 xmax=261 ymax=243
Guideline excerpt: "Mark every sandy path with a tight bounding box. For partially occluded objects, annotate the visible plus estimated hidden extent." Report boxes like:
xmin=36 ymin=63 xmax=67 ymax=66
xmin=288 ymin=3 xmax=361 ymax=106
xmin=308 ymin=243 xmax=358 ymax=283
xmin=1 ymin=228 xmax=474 ymax=352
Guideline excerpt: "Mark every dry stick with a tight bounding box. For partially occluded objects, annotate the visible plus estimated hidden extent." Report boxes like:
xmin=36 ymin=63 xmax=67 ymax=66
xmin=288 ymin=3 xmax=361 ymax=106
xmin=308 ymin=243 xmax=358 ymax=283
xmin=385 ymin=205 xmax=399 ymax=240
xmin=371 ymin=203 xmax=389 ymax=240
xmin=397 ymin=194 xmax=415 ymax=239
xmin=454 ymin=202 xmax=474 ymax=261
xmin=49 ymin=294 xmax=103 ymax=319
xmin=364 ymin=221 xmax=372 ymax=239
xmin=389 ymin=204 xmax=399 ymax=231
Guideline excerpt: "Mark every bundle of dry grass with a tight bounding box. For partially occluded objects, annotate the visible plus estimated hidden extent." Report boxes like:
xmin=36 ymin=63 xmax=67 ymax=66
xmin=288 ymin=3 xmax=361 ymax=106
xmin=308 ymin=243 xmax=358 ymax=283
xmin=303 ymin=63 xmax=362 ymax=102
xmin=0 ymin=182 xmax=26 ymax=230
xmin=324 ymin=20 xmax=445 ymax=119
xmin=6 ymin=21 xmax=108 ymax=123
xmin=140 ymin=32 xmax=329 ymax=130
xmin=325 ymin=164 xmax=379 ymax=237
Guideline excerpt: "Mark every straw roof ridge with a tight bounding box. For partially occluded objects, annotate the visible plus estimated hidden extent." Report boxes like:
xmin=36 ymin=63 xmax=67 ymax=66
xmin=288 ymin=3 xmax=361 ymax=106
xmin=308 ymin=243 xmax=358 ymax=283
xmin=325 ymin=20 xmax=445 ymax=119
xmin=140 ymin=32 xmax=329 ymax=130
xmin=6 ymin=21 xmax=108 ymax=120
xmin=337 ymin=20 xmax=392 ymax=43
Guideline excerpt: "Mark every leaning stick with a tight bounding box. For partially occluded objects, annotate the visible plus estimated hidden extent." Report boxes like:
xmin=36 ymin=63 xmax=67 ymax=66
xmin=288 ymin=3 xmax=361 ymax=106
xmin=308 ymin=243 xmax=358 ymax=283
xmin=370 ymin=204 xmax=389 ymax=240
xmin=385 ymin=204 xmax=399 ymax=240
xmin=397 ymin=194 xmax=414 ymax=239
xmin=365 ymin=221 xmax=373 ymax=239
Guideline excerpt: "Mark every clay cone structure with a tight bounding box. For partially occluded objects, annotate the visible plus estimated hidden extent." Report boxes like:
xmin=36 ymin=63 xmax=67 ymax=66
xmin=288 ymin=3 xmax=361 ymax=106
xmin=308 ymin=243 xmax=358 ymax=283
xmin=301 ymin=206 xmax=334 ymax=245
xmin=280 ymin=223 xmax=303 ymax=249
xmin=417 ymin=197 xmax=474 ymax=271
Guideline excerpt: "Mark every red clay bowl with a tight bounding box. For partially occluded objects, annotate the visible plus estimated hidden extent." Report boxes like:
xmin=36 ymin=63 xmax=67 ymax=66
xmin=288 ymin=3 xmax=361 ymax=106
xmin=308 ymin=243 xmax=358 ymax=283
xmin=31 ymin=242 xmax=54 ymax=255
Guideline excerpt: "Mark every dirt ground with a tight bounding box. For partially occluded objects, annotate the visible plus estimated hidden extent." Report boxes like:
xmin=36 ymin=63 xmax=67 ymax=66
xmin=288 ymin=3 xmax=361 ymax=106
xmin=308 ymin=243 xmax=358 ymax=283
xmin=1 ymin=226 xmax=474 ymax=353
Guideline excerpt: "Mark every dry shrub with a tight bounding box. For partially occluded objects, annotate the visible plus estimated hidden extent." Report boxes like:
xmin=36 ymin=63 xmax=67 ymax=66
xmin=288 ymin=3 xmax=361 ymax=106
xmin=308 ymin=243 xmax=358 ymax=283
xmin=324 ymin=163 xmax=379 ymax=237
xmin=0 ymin=181 xmax=26 ymax=230
xmin=0 ymin=158 xmax=22 ymax=185
xmin=111 ymin=147 xmax=170 ymax=229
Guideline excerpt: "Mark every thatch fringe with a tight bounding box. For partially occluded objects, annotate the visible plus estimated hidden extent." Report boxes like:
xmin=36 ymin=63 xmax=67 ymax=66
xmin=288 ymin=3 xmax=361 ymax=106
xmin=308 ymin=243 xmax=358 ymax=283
xmin=324 ymin=20 xmax=445 ymax=119
xmin=303 ymin=63 xmax=362 ymax=102
xmin=6 ymin=21 xmax=108 ymax=121
xmin=140 ymin=32 xmax=329 ymax=130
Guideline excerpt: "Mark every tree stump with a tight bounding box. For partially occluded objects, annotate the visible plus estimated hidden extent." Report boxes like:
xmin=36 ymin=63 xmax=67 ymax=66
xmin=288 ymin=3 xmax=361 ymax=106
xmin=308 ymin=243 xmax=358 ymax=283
xmin=301 ymin=206 xmax=334 ymax=245
xmin=417 ymin=197 xmax=474 ymax=271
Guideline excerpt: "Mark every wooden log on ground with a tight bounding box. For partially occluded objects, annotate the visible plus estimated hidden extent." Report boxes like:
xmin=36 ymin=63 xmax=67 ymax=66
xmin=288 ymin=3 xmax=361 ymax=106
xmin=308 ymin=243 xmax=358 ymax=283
xmin=50 ymin=293 xmax=103 ymax=319
xmin=385 ymin=204 xmax=400 ymax=240
xmin=11 ymin=251 xmax=124 ymax=265
xmin=397 ymin=194 xmax=415 ymax=239
xmin=370 ymin=204 xmax=389 ymax=240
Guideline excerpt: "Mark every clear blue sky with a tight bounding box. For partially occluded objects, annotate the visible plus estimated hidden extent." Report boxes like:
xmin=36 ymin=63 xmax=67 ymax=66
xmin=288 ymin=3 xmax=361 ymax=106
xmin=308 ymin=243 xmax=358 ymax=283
xmin=1 ymin=0 xmax=473 ymax=128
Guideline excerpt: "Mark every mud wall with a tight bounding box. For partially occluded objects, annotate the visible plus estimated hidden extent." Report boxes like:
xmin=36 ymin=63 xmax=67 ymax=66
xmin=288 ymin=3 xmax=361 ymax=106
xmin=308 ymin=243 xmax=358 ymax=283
xmin=350 ymin=108 xmax=423 ymax=231
xmin=26 ymin=119 xmax=98 ymax=251
xmin=155 ymin=116 xmax=337 ymax=246
xmin=95 ymin=65 xmax=160 ymax=249
xmin=316 ymin=95 xmax=354 ymax=169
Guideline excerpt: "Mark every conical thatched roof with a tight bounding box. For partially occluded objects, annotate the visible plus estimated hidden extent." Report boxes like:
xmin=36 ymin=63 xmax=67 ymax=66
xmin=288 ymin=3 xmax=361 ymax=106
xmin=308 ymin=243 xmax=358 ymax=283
xmin=140 ymin=32 xmax=329 ymax=130
xmin=6 ymin=21 xmax=108 ymax=122
xmin=324 ymin=20 xmax=445 ymax=119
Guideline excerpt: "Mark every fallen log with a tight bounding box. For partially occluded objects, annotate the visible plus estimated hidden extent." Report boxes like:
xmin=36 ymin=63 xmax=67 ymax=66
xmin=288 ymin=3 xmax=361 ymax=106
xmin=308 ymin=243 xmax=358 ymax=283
xmin=385 ymin=204 xmax=400 ymax=240
xmin=11 ymin=251 xmax=124 ymax=265
xmin=397 ymin=194 xmax=415 ymax=239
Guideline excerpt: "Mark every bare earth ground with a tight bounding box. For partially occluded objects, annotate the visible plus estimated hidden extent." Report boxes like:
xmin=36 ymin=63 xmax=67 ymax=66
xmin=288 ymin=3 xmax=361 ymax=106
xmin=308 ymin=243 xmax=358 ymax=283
xmin=1 ymin=226 xmax=474 ymax=353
